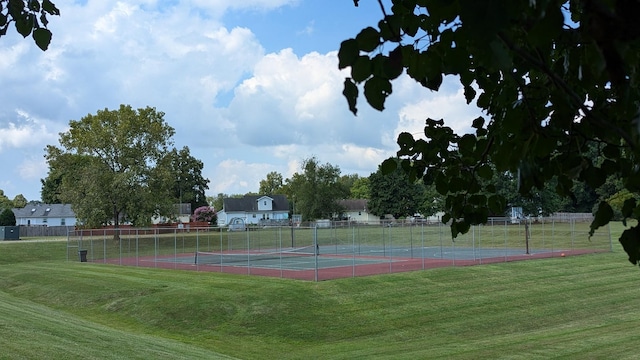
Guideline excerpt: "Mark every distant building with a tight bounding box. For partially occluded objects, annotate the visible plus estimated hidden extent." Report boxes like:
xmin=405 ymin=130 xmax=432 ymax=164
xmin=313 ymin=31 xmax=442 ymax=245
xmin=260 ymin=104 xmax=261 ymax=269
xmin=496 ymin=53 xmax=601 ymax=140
xmin=217 ymin=195 xmax=289 ymax=227
xmin=337 ymin=199 xmax=380 ymax=224
xmin=152 ymin=203 xmax=192 ymax=224
xmin=12 ymin=204 xmax=77 ymax=227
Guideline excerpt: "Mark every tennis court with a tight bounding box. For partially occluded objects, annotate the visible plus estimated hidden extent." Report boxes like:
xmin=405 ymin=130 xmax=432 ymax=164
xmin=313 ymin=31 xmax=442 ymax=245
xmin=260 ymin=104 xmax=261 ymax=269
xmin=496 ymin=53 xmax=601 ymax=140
xmin=67 ymin=218 xmax=612 ymax=281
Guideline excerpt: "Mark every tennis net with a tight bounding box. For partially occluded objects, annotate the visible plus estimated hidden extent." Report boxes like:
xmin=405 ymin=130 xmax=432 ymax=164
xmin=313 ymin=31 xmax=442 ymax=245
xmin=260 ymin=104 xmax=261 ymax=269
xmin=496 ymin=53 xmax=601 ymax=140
xmin=195 ymin=245 xmax=319 ymax=265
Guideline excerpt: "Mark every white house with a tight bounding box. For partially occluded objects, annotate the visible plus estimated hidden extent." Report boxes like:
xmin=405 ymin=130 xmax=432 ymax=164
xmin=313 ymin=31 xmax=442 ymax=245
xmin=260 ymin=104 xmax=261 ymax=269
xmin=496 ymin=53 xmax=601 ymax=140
xmin=217 ymin=195 xmax=290 ymax=227
xmin=152 ymin=203 xmax=192 ymax=224
xmin=12 ymin=204 xmax=77 ymax=227
xmin=337 ymin=199 xmax=380 ymax=224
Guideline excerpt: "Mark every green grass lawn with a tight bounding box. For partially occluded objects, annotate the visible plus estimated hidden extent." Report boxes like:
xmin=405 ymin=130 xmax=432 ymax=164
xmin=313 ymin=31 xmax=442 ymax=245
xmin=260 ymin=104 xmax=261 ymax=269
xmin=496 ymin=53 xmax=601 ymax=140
xmin=0 ymin=223 xmax=639 ymax=359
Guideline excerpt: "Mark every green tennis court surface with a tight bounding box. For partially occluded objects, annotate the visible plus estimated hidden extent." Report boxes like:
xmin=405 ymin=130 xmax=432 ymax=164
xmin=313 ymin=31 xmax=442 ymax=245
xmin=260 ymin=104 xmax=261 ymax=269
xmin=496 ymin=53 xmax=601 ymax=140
xmin=147 ymin=245 xmax=558 ymax=271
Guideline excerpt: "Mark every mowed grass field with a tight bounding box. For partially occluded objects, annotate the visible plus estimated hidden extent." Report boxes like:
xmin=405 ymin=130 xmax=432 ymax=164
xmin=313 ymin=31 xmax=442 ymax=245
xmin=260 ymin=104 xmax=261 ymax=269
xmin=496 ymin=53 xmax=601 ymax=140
xmin=1 ymin=222 xmax=639 ymax=359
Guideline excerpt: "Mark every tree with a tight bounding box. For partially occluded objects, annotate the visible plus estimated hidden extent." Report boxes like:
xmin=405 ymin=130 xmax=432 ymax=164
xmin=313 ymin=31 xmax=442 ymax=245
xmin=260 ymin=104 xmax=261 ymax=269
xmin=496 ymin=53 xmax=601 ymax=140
xmin=368 ymin=160 xmax=423 ymax=219
xmin=208 ymin=193 xmax=226 ymax=212
xmin=0 ymin=190 xmax=13 ymax=210
xmin=0 ymin=0 xmax=60 ymax=50
xmin=41 ymin=152 xmax=94 ymax=204
xmin=162 ymin=146 xmax=210 ymax=211
xmin=44 ymin=105 xmax=176 ymax=236
xmin=0 ymin=208 xmax=16 ymax=226
xmin=259 ymin=171 xmax=284 ymax=195
xmin=350 ymin=176 xmax=371 ymax=199
xmin=286 ymin=157 xmax=346 ymax=221
xmin=340 ymin=1 xmax=640 ymax=265
xmin=418 ymin=182 xmax=444 ymax=218
xmin=11 ymin=194 xmax=27 ymax=208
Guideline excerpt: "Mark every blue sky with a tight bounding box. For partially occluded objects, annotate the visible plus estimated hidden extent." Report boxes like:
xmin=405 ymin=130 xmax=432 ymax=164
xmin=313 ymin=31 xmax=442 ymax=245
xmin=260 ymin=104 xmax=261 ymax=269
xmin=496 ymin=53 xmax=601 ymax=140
xmin=0 ymin=0 xmax=482 ymax=202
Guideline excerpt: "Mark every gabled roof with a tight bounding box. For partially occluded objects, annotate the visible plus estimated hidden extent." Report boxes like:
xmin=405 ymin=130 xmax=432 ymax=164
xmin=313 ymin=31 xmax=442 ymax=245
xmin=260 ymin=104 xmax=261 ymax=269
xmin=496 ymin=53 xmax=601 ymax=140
xmin=12 ymin=204 xmax=75 ymax=218
xmin=223 ymin=195 xmax=289 ymax=212
xmin=338 ymin=199 xmax=369 ymax=212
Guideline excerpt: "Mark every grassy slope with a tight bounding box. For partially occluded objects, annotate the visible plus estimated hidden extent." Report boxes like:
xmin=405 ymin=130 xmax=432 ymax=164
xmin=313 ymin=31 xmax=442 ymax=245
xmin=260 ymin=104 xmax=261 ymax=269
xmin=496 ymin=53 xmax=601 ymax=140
xmin=1 ymin=225 xmax=639 ymax=359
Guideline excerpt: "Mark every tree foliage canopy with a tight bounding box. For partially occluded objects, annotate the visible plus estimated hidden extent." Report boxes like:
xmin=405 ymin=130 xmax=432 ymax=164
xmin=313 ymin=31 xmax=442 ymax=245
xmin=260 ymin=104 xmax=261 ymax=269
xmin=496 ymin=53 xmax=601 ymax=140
xmin=369 ymin=159 xmax=423 ymax=219
xmin=259 ymin=171 xmax=284 ymax=196
xmin=0 ymin=0 xmax=59 ymax=50
xmin=44 ymin=105 xmax=177 ymax=229
xmin=161 ymin=146 xmax=210 ymax=211
xmin=0 ymin=208 xmax=16 ymax=226
xmin=340 ymin=0 xmax=640 ymax=265
xmin=284 ymin=157 xmax=348 ymax=221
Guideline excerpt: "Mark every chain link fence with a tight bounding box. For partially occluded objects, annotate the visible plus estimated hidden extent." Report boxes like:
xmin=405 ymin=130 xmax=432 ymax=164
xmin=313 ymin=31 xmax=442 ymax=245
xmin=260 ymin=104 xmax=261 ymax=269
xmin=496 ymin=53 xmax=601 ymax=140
xmin=67 ymin=217 xmax=612 ymax=281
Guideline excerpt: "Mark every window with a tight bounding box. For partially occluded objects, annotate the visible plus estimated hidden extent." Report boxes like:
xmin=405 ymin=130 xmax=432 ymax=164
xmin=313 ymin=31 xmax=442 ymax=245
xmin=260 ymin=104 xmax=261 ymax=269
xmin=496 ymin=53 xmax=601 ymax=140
xmin=253 ymin=214 xmax=256 ymax=218
xmin=42 ymin=218 xmax=48 ymax=224
xmin=264 ymin=201 xmax=267 ymax=205
xmin=61 ymin=218 xmax=66 ymax=226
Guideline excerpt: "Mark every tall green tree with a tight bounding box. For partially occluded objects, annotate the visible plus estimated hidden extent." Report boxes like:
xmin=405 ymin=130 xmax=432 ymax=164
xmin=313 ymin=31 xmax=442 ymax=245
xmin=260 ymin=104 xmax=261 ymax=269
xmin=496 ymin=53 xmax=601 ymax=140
xmin=340 ymin=0 xmax=640 ymax=265
xmin=0 ymin=0 xmax=60 ymax=50
xmin=287 ymin=157 xmax=346 ymax=221
xmin=161 ymin=146 xmax=209 ymax=212
xmin=0 ymin=208 xmax=16 ymax=226
xmin=11 ymin=194 xmax=27 ymax=208
xmin=44 ymin=105 xmax=176 ymax=234
xmin=368 ymin=160 xmax=423 ymax=219
xmin=259 ymin=171 xmax=284 ymax=195
xmin=207 ymin=193 xmax=226 ymax=212
xmin=0 ymin=190 xmax=13 ymax=210
xmin=41 ymin=152 xmax=94 ymax=204
xmin=350 ymin=176 xmax=371 ymax=199
xmin=418 ymin=182 xmax=444 ymax=218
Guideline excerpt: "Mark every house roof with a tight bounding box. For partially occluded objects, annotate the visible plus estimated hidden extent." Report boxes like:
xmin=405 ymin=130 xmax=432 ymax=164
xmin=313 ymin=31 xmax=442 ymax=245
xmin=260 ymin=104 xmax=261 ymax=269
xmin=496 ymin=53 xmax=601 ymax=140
xmin=338 ymin=199 xmax=369 ymax=212
xmin=223 ymin=195 xmax=289 ymax=212
xmin=12 ymin=204 xmax=76 ymax=218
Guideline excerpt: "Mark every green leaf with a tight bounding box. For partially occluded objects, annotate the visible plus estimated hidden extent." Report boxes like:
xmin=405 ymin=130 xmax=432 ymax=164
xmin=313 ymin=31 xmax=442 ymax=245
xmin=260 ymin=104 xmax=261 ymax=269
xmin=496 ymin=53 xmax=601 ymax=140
xmin=380 ymin=158 xmax=398 ymax=175
xmin=476 ymin=164 xmax=493 ymax=179
xmin=457 ymin=134 xmax=476 ymax=155
xmin=356 ymin=27 xmax=380 ymax=52
xmin=351 ymin=56 xmax=372 ymax=82
xmin=464 ymin=85 xmax=476 ymax=104
xmin=33 ymin=28 xmax=52 ymax=51
xmin=590 ymin=201 xmax=614 ymax=236
xmin=580 ymin=166 xmax=606 ymax=189
xmin=15 ymin=14 xmax=33 ymax=38
xmin=397 ymin=132 xmax=415 ymax=155
xmin=338 ymin=39 xmax=359 ymax=69
xmin=43 ymin=0 xmax=61 ymax=15
xmin=619 ymin=226 xmax=640 ymax=265
xmin=621 ymin=198 xmax=637 ymax=219
xmin=28 ymin=0 xmax=41 ymax=12
xmin=384 ymin=46 xmax=404 ymax=80
xmin=471 ymin=117 xmax=484 ymax=129
xmin=489 ymin=39 xmax=512 ymax=72
xmin=488 ymin=194 xmax=506 ymax=214
xmin=342 ymin=78 xmax=359 ymax=115
xmin=363 ymin=76 xmax=392 ymax=111
xmin=435 ymin=173 xmax=449 ymax=195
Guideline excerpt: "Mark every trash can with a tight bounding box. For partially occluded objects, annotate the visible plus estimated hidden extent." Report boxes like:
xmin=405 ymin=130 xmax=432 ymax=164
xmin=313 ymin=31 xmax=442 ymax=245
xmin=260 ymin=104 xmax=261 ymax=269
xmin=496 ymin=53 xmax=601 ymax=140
xmin=78 ymin=250 xmax=88 ymax=262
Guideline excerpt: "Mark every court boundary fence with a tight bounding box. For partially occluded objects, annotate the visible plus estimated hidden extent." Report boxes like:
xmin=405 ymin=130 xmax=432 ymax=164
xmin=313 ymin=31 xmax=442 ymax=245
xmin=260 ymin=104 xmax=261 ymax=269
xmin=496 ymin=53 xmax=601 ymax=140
xmin=67 ymin=217 xmax=612 ymax=281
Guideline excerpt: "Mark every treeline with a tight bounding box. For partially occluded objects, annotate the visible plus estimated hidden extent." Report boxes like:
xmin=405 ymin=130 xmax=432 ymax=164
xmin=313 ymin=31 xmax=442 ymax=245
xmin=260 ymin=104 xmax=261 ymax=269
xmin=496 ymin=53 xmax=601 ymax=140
xmin=210 ymin=152 xmax=622 ymax=222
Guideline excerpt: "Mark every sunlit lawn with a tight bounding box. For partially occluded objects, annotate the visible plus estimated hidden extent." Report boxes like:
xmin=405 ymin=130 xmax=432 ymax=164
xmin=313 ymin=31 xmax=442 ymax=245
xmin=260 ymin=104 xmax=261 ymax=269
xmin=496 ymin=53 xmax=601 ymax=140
xmin=0 ymin=222 xmax=637 ymax=359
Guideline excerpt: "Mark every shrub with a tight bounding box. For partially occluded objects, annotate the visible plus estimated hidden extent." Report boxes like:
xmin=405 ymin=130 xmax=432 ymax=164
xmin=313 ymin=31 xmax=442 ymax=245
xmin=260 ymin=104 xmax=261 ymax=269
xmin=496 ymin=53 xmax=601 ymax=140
xmin=0 ymin=208 xmax=16 ymax=226
xmin=191 ymin=206 xmax=217 ymax=224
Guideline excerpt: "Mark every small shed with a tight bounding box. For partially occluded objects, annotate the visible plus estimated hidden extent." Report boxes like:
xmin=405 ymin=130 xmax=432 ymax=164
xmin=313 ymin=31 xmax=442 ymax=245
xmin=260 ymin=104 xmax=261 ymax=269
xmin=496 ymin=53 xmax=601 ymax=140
xmin=0 ymin=226 xmax=20 ymax=241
